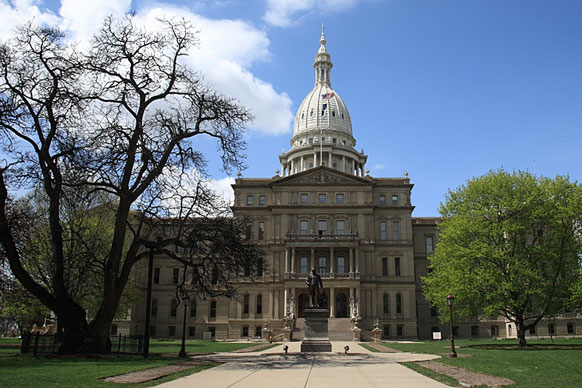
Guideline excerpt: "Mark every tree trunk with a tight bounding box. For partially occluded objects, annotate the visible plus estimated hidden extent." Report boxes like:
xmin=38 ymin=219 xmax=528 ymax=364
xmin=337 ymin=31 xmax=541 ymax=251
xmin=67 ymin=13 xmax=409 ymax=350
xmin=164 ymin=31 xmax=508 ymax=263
xmin=515 ymin=320 xmax=528 ymax=347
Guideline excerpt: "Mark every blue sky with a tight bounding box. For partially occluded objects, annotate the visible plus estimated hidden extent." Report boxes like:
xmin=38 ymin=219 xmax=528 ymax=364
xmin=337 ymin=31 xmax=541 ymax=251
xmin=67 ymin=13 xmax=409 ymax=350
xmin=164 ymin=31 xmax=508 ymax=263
xmin=2 ymin=0 xmax=581 ymax=216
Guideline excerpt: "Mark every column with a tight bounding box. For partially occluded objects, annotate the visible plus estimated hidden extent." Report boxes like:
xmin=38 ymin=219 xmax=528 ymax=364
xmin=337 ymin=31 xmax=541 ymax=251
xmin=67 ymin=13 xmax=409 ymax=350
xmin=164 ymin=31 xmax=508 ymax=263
xmin=356 ymin=287 xmax=361 ymax=317
xmin=284 ymin=288 xmax=289 ymax=316
xmin=314 ymin=152 xmax=317 ymax=168
xmin=355 ymin=248 xmax=359 ymax=273
xmin=270 ymin=291 xmax=275 ymax=319
xmin=328 ymin=152 xmax=332 ymax=167
xmin=329 ymin=287 xmax=335 ymax=317
xmin=284 ymin=248 xmax=289 ymax=273
xmin=349 ymin=288 xmax=354 ymax=317
xmin=274 ymin=290 xmax=279 ymax=318
xmin=301 ymin=155 xmax=304 ymax=171
xmin=342 ymin=155 xmax=346 ymax=172
xmin=291 ymin=159 xmax=294 ymax=174
xmin=349 ymin=247 xmax=354 ymax=274
xmin=291 ymin=248 xmax=296 ymax=274
xmin=329 ymin=247 xmax=335 ymax=274
xmin=310 ymin=248 xmax=315 ymax=271
xmin=372 ymin=288 xmax=377 ymax=317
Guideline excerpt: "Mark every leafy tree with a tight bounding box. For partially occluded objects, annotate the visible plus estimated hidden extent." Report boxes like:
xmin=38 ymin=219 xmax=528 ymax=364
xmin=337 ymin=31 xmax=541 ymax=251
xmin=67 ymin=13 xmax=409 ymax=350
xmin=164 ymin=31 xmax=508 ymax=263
xmin=423 ymin=170 xmax=582 ymax=346
xmin=0 ymin=16 xmax=260 ymax=353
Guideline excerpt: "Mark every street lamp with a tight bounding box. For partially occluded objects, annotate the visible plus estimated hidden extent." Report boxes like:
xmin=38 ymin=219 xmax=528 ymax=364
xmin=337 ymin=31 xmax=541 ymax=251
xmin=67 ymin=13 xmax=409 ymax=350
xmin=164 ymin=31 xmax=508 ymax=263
xmin=178 ymin=284 xmax=191 ymax=358
xmin=447 ymin=294 xmax=457 ymax=358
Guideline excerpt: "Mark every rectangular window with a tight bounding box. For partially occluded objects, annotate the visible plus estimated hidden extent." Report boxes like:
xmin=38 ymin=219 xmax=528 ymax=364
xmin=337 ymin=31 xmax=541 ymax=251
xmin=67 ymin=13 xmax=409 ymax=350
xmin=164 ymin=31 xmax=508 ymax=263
xmin=258 ymin=222 xmax=265 ymax=240
xmin=332 ymin=138 xmax=337 ymax=144
xmin=568 ymin=323 xmax=575 ymax=334
xmin=172 ymin=268 xmax=179 ymax=284
xmin=256 ymin=295 xmax=263 ymax=315
xmin=383 ymin=325 xmax=391 ymax=337
xmin=247 ymin=195 xmax=254 ymax=205
xmin=491 ymin=325 xmax=499 ymax=337
xmin=259 ymin=195 xmax=266 ymax=205
xmin=395 ymin=257 xmax=401 ymax=276
xmin=255 ymin=326 xmax=262 ymax=337
xmin=308 ymin=138 xmax=313 ymax=144
xmin=318 ymin=257 xmax=327 ymax=273
xmin=242 ymin=326 xmax=249 ymax=337
xmin=549 ymin=323 xmax=556 ymax=335
xmin=300 ymin=220 xmax=309 ymax=235
xmin=257 ymin=257 xmax=263 ymax=277
xmin=153 ymin=268 xmax=160 ymax=284
xmin=379 ymin=195 xmax=386 ymax=204
xmin=426 ymin=236 xmax=434 ymax=253
xmin=318 ymin=193 xmax=327 ymax=203
xmin=471 ymin=326 xmax=480 ymax=337
xmin=190 ymin=300 xmax=197 ymax=318
xmin=168 ymin=326 xmax=176 ymax=337
xmin=397 ymin=325 xmax=403 ymax=337
xmin=210 ymin=301 xmax=217 ymax=318
xmin=391 ymin=194 xmax=398 ymax=205
xmin=336 ymin=193 xmax=344 ymax=203
xmin=393 ymin=221 xmax=400 ymax=240
xmin=188 ymin=326 xmax=195 ymax=337
xmin=243 ymin=295 xmax=249 ymax=314
xmin=318 ymin=220 xmax=327 ymax=235
xmin=170 ymin=299 xmax=177 ymax=317
xmin=382 ymin=257 xmax=388 ymax=276
xmin=300 ymin=257 xmax=308 ymax=274
xmin=336 ymin=220 xmax=345 ymax=235
xmin=300 ymin=193 xmax=309 ymax=203
xmin=151 ymin=299 xmax=158 ymax=317
xmin=246 ymin=222 xmax=252 ymax=239
xmin=380 ymin=221 xmax=387 ymax=240
xmin=383 ymin=294 xmax=390 ymax=314
xmin=396 ymin=293 xmax=402 ymax=314
xmin=337 ymin=257 xmax=345 ymax=273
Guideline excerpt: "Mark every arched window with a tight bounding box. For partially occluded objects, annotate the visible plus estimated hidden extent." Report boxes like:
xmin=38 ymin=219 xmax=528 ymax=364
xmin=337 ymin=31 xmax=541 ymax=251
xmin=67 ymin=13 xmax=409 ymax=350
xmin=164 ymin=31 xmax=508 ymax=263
xmin=170 ymin=298 xmax=177 ymax=317
xmin=396 ymin=293 xmax=402 ymax=314
xmin=210 ymin=300 xmax=217 ymax=318
xmin=243 ymin=294 xmax=249 ymax=315
xmin=383 ymin=293 xmax=390 ymax=315
xmin=256 ymin=295 xmax=263 ymax=315
xmin=151 ymin=298 xmax=158 ymax=317
xmin=190 ymin=300 xmax=197 ymax=318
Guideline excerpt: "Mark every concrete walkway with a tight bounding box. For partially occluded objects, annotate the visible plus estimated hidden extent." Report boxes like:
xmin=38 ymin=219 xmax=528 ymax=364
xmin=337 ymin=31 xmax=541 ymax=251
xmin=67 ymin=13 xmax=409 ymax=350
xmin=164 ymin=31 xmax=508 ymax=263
xmin=154 ymin=342 xmax=449 ymax=388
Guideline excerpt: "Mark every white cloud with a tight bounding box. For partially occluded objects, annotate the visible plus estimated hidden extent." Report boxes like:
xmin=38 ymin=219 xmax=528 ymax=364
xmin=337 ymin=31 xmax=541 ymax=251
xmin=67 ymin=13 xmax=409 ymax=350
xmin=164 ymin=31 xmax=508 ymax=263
xmin=0 ymin=0 xmax=293 ymax=135
xmin=206 ymin=176 xmax=235 ymax=204
xmin=264 ymin=0 xmax=360 ymax=27
xmin=373 ymin=163 xmax=385 ymax=171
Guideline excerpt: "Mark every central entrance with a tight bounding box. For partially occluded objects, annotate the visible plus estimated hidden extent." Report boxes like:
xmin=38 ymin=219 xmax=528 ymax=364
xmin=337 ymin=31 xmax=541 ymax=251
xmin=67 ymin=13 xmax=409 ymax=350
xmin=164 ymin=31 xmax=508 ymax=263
xmin=335 ymin=292 xmax=348 ymax=318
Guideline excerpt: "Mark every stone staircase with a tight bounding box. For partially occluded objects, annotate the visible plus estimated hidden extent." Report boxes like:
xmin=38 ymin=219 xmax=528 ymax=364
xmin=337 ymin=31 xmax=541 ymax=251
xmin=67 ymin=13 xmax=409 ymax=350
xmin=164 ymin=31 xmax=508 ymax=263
xmin=291 ymin=317 xmax=353 ymax=341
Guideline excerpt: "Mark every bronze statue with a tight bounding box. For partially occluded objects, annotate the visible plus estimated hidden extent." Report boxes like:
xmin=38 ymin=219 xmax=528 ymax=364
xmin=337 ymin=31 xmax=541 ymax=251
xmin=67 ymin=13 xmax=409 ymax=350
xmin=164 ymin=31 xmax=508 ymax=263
xmin=306 ymin=268 xmax=324 ymax=307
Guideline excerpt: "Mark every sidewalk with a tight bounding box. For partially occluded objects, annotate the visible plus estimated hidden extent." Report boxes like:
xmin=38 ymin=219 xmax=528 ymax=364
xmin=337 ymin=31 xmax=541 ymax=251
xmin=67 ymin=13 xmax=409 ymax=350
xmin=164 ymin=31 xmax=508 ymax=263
xmin=154 ymin=342 xmax=449 ymax=388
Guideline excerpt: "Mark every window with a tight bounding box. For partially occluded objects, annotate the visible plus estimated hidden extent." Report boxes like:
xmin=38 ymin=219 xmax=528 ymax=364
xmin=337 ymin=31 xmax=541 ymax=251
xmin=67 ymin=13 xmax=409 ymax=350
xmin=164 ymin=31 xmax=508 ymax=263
xmin=318 ymin=257 xmax=327 ymax=273
xmin=318 ymin=220 xmax=327 ymax=235
xmin=336 ymin=220 xmax=345 ymax=235
xmin=379 ymin=195 xmax=386 ymax=204
xmin=332 ymin=138 xmax=337 ymax=144
xmin=212 ymin=266 xmax=219 ymax=283
xmin=383 ymin=294 xmax=390 ymax=314
xmin=256 ymin=295 xmax=263 ymax=315
xmin=300 ymin=220 xmax=309 ymax=235
xmin=318 ymin=193 xmax=326 ymax=203
xmin=336 ymin=193 xmax=344 ymax=203
xmin=380 ymin=222 xmax=387 ymax=240
xmin=110 ymin=324 xmax=118 ymax=335
xmin=568 ymin=323 xmax=575 ymax=334
xmin=549 ymin=323 xmax=556 ymax=335
xmin=491 ymin=325 xmax=499 ymax=337
xmin=242 ymin=326 xmax=249 ymax=337
xmin=257 ymin=257 xmax=263 ymax=277
xmin=426 ymin=236 xmax=434 ymax=253
xmin=150 ymin=325 xmax=156 ymax=336
xmin=188 ymin=326 xmax=195 ymax=337
xmin=431 ymin=326 xmax=440 ymax=333
xmin=383 ymin=325 xmax=390 ymax=337
xmin=168 ymin=326 xmax=176 ymax=337
xmin=393 ymin=221 xmax=400 ymax=240
xmin=300 ymin=257 xmax=308 ymax=273
xmin=210 ymin=301 xmax=217 ymax=318
xmin=190 ymin=300 xmax=197 ymax=318
xmin=396 ymin=293 xmax=402 ymax=314
xmin=391 ymin=194 xmax=398 ymax=205
xmin=170 ymin=298 xmax=177 ymax=317
xmin=395 ymin=257 xmax=401 ymax=276
xmin=471 ymin=326 xmax=480 ymax=337
xmin=397 ymin=325 xmax=403 ymax=337
xmin=255 ymin=326 xmax=262 ymax=337
xmin=173 ymin=268 xmax=179 ymax=284
xmin=246 ymin=222 xmax=252 ymax=239
xmin=247 ymin=195 xmax=254 ymax=205
xmin=259 ymin=195 xmax=266 ymax=205
xmin=382 ymin=257 xmax=388 ymax=276
xmin=258 ymin=222 xmax=265 ymax=240
xmin=308 ymin=138 xmax=313 ymax=144
xmin=453 ymin=326 xmax=459 ymax=337
xmin=153 ymin=268 xmax=160 ymax=284
xmin=243 ymin=295 xmax=249 ymax=314
xmin=337 ymin=257 xmax=345 ymax=273
xmin=529 ymin=326 xmax=536 ymax=335
xmin=300 ymin=193 xmax=309 ymax=203
xmin=151 ymin=298 xmax=158 ymax=317
xmin=430 ymin=306 xmax=438 ymax=317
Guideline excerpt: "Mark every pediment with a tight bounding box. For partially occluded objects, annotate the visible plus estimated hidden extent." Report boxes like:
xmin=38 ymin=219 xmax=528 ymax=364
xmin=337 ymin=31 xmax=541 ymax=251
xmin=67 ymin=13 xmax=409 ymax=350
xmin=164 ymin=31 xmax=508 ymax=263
xmin=272 ymin=167 xmax=372 ymax=186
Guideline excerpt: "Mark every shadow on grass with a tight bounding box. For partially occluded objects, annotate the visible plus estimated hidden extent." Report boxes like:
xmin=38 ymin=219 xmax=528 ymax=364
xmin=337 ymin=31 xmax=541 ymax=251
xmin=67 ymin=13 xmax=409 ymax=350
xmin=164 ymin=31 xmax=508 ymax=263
xmin=466 ymin=343 xmax=582 ymax=351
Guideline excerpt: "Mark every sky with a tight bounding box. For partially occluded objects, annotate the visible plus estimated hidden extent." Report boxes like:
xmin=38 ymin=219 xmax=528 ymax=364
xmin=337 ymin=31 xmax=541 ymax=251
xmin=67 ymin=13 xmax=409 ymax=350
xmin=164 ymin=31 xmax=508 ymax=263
xmin=1 ymin=0 xmax=581 ymax=216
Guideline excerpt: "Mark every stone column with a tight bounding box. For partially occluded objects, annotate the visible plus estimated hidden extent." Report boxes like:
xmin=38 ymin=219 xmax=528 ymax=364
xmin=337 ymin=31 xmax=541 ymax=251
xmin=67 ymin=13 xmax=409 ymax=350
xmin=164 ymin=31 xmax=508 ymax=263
xmin=349 ymin=247 xmax=354 ymax=275
xmin=355 ymin=248 xmax=359 ymax=273
xmin=342 ymin=155 xmax=346 ymax=172
xmin=291 ymin=248 xmax=296 ymax=274
xmin=356 ymin=287 xmax=361 ymax=317
xmin=329 ymin=287 xmax=335 ymax=317
xmin=328 ymin=152 xmax=332 ymax=167
xmin=284 ymin=248 xmax=289 ymax=274
xmin=329 ymin=247 xmax=335 ymax=274
xmin=274 ymin=290 xmax=279 ymax=318
xmin=291 ymin=159 xmax=294 ymax=174
xmin=372 ymin=288 xmax=377 ymax=317
xmin=349 ymin=288 xmax=354 ymax=317
xmin=314 ymin=152 xmax=317 ymax=168
xmin=270 ymin=291 xmax=275 ymax=319
xmin=301 ymin=155 xmax=304 ymax=171
xmin=310 ymin=248 xmax=315 ymax=271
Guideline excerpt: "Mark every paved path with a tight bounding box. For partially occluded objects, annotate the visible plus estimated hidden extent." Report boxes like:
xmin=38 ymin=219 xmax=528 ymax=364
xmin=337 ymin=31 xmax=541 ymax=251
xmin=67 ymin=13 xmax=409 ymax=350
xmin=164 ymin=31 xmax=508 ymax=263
xmin=154 ymin=342 xmax=448 ymax=388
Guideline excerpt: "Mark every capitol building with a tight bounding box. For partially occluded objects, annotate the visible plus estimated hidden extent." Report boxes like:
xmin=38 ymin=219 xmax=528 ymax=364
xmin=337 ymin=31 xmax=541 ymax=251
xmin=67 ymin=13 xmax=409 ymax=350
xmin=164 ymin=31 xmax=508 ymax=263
xmin=121 ymin=29 xmax=578 ymax=342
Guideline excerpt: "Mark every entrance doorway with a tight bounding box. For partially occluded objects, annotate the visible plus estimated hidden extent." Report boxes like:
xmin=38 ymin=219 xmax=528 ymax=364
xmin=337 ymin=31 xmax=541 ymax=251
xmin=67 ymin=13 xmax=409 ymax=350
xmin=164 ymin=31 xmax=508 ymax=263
xmin=335 ymin=293 xmax=348 ymax=318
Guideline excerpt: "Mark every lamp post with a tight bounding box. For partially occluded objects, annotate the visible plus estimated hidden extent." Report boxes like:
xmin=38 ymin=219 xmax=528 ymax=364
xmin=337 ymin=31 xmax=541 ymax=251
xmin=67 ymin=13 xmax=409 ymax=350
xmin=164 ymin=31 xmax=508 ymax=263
xmin=143 ymin=243 xmax=155 ymax=358
xmin=178 ymin=284 xmax=191 ymax=358
xmin=447 ymin=294 xmax=457 ymax=358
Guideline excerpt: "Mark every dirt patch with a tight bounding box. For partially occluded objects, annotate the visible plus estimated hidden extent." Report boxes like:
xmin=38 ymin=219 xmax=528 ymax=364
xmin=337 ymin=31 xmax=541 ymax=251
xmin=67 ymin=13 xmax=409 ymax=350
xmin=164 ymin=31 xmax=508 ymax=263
xmin=231 ymin=343 xmax=276 ymax=353
xmin=364 ymin=343 xmax=400 ymax=353
xmin=103 ymin=360 xmax=213 ymax=384
xmin=416 ymin=361 xmax=514 ymax=387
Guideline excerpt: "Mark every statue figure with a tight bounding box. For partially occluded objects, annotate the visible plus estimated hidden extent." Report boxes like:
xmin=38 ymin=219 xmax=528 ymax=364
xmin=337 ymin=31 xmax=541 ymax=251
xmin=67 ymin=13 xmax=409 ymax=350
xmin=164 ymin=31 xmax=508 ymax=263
xmin=306 ymin=268 xmax=323 ymax=307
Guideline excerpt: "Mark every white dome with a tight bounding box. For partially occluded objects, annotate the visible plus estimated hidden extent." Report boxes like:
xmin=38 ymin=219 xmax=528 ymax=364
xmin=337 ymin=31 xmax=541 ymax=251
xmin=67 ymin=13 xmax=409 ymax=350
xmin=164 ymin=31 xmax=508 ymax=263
xmin=293 ymin=84 xmax=352 ymax=137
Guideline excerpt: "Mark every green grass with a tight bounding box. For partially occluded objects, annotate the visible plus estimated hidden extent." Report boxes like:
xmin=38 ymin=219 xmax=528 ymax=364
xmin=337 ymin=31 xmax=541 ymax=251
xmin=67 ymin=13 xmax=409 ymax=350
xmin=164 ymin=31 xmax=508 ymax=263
xmin=376 ymin=338 xmax=582 ymax=388
xmin=401 ymin=361 xmax=460 ymax=387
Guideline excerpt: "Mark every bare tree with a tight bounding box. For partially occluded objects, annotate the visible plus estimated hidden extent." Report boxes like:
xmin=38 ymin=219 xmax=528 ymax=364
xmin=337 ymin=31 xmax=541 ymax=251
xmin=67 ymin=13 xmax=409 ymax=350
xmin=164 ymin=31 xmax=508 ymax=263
xmin=0 ymin=16 xmax=259 ymax=353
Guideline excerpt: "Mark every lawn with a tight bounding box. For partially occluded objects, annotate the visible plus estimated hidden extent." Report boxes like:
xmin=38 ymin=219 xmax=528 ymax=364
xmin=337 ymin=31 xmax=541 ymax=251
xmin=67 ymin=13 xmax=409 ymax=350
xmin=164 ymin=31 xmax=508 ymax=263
xmin=0 ymin=339 xmax=260 ymax=388
xmin=372 ymin=338 xmax=582 ymax=388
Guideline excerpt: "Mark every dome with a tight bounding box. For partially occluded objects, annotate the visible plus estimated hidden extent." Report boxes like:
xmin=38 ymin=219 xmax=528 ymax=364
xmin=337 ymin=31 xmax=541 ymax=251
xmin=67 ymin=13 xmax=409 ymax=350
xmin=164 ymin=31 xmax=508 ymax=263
xmin=291 ymin=25 xmax=353 ymax=141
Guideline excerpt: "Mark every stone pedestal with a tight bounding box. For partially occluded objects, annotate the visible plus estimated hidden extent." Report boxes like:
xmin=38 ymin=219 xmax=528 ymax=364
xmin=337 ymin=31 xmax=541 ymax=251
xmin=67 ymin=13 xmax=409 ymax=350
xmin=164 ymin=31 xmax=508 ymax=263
xmin=352 ymin=327 xmax=361 ymax=342
xmin=283 ymin=327 xmax=292 ymax=341
xmin=301 ymin=308 xmax=332 ymax=352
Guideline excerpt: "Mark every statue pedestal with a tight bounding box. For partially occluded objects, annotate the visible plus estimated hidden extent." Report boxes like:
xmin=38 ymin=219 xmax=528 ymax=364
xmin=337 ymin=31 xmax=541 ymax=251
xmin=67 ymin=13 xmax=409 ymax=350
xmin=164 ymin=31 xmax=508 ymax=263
xmin=301 ymin=308 xmax=332 ymax=352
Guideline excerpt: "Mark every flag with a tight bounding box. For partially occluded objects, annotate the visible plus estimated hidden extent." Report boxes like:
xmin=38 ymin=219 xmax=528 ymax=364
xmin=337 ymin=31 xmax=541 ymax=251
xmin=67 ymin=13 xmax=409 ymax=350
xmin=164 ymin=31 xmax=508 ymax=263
xmin=322 ymin=103 xmax=327 ymax=111
xmin=321 ymin=92 xmax=335 ymax=100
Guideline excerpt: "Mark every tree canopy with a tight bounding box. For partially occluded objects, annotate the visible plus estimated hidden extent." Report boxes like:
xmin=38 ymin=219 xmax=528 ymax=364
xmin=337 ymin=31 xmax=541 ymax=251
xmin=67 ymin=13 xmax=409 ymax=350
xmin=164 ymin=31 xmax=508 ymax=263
xmin=0 ymin=16 xmax=261 ymax=353
xmin=423 ymin=170 xmax=582 ymax=346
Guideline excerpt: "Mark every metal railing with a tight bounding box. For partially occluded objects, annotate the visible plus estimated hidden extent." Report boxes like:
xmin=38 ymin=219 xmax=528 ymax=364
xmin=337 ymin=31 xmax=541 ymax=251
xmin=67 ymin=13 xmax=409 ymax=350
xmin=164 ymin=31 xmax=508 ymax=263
xmin=20 ymin=333 xmax=143 ymax=356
